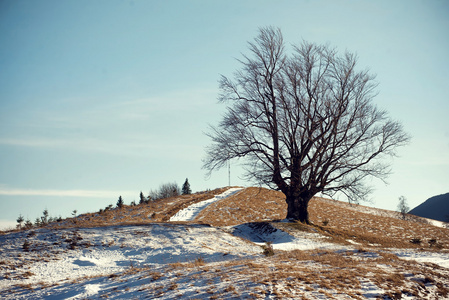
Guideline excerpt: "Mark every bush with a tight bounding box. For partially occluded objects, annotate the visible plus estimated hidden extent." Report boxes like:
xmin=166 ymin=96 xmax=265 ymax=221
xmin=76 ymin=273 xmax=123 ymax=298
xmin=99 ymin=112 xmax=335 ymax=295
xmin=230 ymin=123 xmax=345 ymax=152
xmin=158 ymin=182 xmax=181 ymax=199
xmin=261 ymin=242 xmax=275 ymax=256
xmin=148 ymin=182 xmax=181 ymax=200
xmin=22 ymin=240 xmax=31 ymax=252
xmin=24 ymin=219 xmax=33 ymax=229
xmin=410 ymin=238 xmax=421 ymax=245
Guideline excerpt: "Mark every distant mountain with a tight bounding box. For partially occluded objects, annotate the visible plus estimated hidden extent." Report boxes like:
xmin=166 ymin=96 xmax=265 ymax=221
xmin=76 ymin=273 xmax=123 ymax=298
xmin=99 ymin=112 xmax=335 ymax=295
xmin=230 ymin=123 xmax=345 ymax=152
xmin=409 ymin=193 xmax=449 ymax=222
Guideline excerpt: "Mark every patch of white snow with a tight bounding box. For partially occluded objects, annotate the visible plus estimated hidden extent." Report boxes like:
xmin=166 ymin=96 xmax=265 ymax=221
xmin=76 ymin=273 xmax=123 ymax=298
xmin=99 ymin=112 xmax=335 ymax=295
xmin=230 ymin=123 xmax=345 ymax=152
xmin=230 ymin=222 xmax=348 ymax=251
xmin=169 ymin=187 xmax=243 ymax=221
xmin=394 ymin=250 xmax=449 ymax=268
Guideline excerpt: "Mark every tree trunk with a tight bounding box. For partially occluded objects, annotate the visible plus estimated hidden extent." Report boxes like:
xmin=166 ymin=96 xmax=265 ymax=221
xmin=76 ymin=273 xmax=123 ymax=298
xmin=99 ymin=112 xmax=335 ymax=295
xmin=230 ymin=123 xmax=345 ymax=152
xmin=285 ymin=194 xmax=312 ymax=224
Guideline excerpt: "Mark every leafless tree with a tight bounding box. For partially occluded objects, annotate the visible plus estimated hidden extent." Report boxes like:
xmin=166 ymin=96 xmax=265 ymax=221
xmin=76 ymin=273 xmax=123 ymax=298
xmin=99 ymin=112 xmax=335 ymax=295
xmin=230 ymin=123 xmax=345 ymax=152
xmin=397 ymin=195 xmax=410 ymax=220
xmin=157 ymin=182 xmax=181 ymax=199
xmin=203 ymin=27 xmax=410 ymax=223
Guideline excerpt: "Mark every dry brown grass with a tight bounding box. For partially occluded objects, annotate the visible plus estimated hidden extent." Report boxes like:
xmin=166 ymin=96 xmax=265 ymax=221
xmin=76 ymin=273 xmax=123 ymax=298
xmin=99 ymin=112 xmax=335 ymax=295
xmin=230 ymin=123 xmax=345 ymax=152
xmin=14 ymin=186 xmax=448 ymax=252
xmin=192 ymin=187 xmax=449 ymax=250
xmin=308 ymin=197 xmax=449 ymax=250
xmin=44 ymin=187 xmax=230 ymax=230
xmin=216 ymin=247 xmax=449 ymax=299
xmin=196 ymin=187 xmax=286 ymax=226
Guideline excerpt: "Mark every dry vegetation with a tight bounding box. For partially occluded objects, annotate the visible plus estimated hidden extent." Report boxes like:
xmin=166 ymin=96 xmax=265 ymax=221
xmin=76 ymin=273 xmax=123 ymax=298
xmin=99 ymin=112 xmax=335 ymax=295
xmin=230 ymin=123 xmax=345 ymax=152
xmin=26 ymin=187 xmax=231 ymax=230
xmin=197 ymin=187 xmax=449 ymax=250
xmin=196 ymin=187 xmax=286 ymax=226
xmin=2 ymin=186 xmax=449 ymax=299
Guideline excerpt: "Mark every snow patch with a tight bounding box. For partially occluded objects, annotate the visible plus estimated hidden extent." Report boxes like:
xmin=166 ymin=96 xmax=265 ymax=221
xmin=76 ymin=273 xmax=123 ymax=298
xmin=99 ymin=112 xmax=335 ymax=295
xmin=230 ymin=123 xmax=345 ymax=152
xmin=394 ymin=250 xmax=449 ymax=268
xmin=169 ymin=187 xmax=243 ymax=221
xmin=229 ymin=222 xmax=346 ymax=251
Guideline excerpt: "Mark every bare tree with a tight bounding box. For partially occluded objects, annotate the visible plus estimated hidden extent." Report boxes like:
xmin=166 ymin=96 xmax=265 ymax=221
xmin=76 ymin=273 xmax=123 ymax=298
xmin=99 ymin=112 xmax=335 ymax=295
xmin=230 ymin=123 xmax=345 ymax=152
xmin=203 ymin=27 xmax=410 ymax=223
xmin=158 ymin=182 xmax=181 ymax=199
xmin=397 ymin=195 xmax=410 ymax=220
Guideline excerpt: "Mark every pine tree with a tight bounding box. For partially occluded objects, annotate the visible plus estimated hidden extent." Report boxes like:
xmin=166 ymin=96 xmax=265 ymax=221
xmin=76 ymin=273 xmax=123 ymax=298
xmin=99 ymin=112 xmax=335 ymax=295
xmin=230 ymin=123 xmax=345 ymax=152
xmin=182 ymin=178 xmax=192 ymax=195
xmin=41 ymin=209 xmax=49 ymax=225
xmin=117 ymin=196 xmax=124 ymax=208
xmin=139 ymin=191 xmax=146 ymax=204
xmin=24 ymin=219 xmax=33 ymax=229
xmin=16 ymin=214 xmax=24 ymax=229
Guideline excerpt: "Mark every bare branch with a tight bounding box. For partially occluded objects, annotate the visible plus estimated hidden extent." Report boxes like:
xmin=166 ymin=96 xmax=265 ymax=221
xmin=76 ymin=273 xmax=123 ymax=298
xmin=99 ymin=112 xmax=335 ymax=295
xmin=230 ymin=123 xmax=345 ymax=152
xmin=203 ymin=27 xmax=410 ymax=222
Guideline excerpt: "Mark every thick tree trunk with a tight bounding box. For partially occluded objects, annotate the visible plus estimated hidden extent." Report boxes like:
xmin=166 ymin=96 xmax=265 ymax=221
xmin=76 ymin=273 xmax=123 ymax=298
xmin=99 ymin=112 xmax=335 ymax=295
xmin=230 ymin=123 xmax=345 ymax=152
xmin=285 ymin=194 xmax=312 ymax=224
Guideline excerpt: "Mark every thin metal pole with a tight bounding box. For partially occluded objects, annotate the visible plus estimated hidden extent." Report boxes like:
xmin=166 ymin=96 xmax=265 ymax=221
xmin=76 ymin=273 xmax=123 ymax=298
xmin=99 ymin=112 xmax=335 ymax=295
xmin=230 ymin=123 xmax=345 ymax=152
xmin=228 ymin=159 xmax=231 ymax=187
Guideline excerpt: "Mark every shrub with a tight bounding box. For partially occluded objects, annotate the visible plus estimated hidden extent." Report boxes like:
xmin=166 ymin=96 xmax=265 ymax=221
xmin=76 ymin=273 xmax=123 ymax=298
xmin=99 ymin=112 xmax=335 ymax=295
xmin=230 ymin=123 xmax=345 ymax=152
xmin=148 ymin=182 xmax=181 ymax=200
xmin=428 ymin=238 xmax=438 ymax=247
xmin=22 ymin=240 xmax=31 ymax=252
xmin=410 ymin=238 xmax=421 ymax=245
xmin=158 ymin=182 xmax=181 ymax=199
xmin=261 ymin=242 xmax=275 ymax=256
xmin=24 ymin=219 xmax=33 ymax=229
xmin=194 ymin=257 xmax=205 ymax=266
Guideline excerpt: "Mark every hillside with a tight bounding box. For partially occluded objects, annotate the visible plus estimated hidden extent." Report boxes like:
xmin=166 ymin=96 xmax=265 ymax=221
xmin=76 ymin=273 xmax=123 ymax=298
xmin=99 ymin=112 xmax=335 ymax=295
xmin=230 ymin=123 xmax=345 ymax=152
xmin=410 ymin=192 xmax=449 ymax=222
xmin=1 ymin=187 xmax=449 ymax=299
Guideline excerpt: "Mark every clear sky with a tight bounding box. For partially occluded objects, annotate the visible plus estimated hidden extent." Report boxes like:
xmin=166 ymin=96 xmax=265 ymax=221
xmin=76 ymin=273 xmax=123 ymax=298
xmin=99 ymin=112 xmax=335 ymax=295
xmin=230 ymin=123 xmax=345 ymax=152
xmin=1 ymin=0 xmax=448 ymax=229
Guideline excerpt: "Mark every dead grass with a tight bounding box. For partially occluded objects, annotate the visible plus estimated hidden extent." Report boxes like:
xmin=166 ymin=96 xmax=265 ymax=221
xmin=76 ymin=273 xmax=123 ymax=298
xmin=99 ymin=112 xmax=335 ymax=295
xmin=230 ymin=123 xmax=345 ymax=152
xmin=196 ymin=187 xmax=286 ymax=226
xmin=4 ymin=186 xmax=449 ymax=299
xmin=15 ymin=186 xmax=448 ymax=252
xmin=42 ymin=187 xmax=230 ymax=230
xmin=193 ymin=187 xmax=449 ymax=250
xmin=308 ymin=197 xmax=449 ymax=250
xmin=218 ymin=247 xmax=449 ymax=299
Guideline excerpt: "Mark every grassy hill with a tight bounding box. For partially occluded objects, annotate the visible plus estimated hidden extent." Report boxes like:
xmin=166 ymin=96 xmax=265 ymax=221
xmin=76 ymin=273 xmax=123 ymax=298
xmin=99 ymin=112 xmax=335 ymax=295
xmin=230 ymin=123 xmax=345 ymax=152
xmin=1 ymin=187 xmax=449 ymax=299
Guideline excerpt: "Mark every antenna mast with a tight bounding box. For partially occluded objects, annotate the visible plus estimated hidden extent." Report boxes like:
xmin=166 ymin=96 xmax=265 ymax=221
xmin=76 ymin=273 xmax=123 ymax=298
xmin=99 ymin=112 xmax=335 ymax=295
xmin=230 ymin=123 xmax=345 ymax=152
xmin=228 ymin=159 xmax=231 ymax=187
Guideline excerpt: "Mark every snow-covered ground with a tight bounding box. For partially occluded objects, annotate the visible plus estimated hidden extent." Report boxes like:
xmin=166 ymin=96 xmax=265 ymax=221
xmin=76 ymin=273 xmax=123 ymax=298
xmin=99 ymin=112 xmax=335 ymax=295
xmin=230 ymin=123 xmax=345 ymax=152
xmin=0 ymin=223 xmax=262 ymax=299
xmin=394 ymin=249 xmax=449 ymax=268
xmin=169 ymin=187 xmax=243 ymax=221
xmin=229 ymin=222 xmax=346 ymax=251
xmin=2 ymin=187 xmax=449 ymax=299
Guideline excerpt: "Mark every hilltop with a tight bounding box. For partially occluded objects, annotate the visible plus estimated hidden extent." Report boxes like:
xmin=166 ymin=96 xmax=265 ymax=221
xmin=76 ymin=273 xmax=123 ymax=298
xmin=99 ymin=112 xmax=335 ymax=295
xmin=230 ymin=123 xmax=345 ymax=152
xmin=410 ymin=192 xmax=449 ymax=222
xmin=1 ymin=187 xmax=449 ymax=299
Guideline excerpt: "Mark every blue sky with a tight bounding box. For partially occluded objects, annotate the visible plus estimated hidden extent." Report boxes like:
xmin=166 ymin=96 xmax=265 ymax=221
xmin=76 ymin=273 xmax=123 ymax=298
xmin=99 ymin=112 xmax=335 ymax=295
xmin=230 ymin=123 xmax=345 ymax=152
xmin=1 ymin=0 xmax=448 ymax=228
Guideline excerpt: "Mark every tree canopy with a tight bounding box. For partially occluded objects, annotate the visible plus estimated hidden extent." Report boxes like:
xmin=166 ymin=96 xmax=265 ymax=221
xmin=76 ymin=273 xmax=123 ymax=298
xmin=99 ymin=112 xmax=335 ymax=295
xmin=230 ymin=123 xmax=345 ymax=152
xmin=203 ymin=27 xmax=410 ymax=223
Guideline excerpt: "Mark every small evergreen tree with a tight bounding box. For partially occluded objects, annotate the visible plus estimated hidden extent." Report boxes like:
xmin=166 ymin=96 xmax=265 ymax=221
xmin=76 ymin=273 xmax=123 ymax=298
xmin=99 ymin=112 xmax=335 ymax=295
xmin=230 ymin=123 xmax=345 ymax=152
xmin=24 ymin=219 xmax=33 ymax=229
xmin=182 ymin=178 xmax=192 ymax=195
xmin=139 ymin=191 xmax=146 ymax=204
xmin=16 ymin=214 xmax=24 ymax=229
xmin=41 ymin=209 xmax=49 ymax=225
xmin=117 ymin=196 xmax=124 ymax=208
